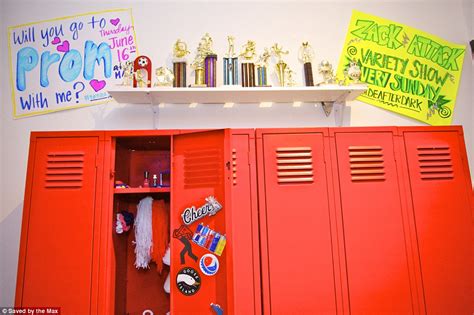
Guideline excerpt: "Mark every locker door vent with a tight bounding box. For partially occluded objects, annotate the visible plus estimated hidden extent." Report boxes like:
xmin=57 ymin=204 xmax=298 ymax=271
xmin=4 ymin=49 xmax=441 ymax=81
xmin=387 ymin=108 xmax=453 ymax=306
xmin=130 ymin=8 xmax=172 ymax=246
xmin=232 ymin=149 xmax=237 ymax=186
xmin=349 ymin=146 xmax=386 ymax=181
xmin=184 ymin=148 xmax=223 ymax=188
xmin=276 ymin=147 xmax=314 ymax=184
xmin=45 ymin=151 xmax=85 ymax=188
xmin=417 ymin=145 xmax=453 ymax=180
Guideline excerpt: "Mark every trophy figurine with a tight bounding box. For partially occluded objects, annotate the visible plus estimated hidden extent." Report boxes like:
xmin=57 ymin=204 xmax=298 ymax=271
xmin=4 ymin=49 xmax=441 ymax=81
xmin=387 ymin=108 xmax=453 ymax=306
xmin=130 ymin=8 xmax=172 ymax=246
xmin=154 ymin=67 xmax=174 ymax=87
xmin=318 ymin=60 xmax=335 ymax=85
xmin=256 ymin=48 xmax=271 ymax=87
xmin=223 ymin=36 xmax=239 ymax=85
xmin=298 ymin=42 xmax=315 ymax=86
xmin=271 ymin=43 xmax=289 ymax=87
xmin=190 ymin=43 xmax=207 ymax=87
xmin=239 ymin=40 xmax=257 ymax=87
xmin=285 ymin=67 xmax=296 ymax=87
xmin=200 ymin=33 xmax=217 ymax=87
xmin=345 ymin=59 xmax=361 ymax=84
xmin=172 ymin=39 xmax=190 ymax=87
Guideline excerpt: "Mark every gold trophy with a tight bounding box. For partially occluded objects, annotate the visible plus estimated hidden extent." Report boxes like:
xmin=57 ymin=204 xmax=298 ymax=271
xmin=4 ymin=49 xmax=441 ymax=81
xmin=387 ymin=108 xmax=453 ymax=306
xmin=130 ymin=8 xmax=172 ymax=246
xmin=224 ymin=36 xmax=239 ymax=85
xmin=317 ymin=60 xmax=335 ymax=85
xmin=298 ymin=42 xmax=315 ymax=86
xmin=239 ymin=40 xmax=257 ymax=87
xmin=191 ymin=37 xmax=209 ymax=87
xmin=172 ymin=39 xmax=190 ymax=87
xmin=271 ymin=43 xmax=289 ymax=87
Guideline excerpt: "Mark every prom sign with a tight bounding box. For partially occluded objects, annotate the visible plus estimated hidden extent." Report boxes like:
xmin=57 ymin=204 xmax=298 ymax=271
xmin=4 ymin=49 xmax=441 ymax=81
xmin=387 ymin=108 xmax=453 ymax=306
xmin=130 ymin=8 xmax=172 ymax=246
xmin=8 ymin=9 xmax=137 ymax=118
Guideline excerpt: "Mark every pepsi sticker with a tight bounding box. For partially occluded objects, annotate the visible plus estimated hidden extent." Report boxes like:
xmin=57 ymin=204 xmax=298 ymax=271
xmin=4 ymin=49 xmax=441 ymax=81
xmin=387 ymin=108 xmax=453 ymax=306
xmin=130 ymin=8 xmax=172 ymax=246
xmin=200 ymin=254 xmax=219 ymax=276
xmin=176 ymin=267 xmax=201 ymax=296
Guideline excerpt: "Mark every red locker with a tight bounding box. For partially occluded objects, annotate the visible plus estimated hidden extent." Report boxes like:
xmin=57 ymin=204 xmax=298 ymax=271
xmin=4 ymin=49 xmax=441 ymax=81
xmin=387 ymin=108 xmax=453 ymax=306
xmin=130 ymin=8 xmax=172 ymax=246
xmin=257 ymin=129 xmax=338 ymax=314
xmin=171 ymin=129 xmax=233 ymax=314
xmin=330 ymin=129 xmax=415 ymax=313
xmin=15 ymin=133 xmax=104 ymax=314
xmin=400 ymin=127 xmax=473 ymax=313
xmin=229 ymin=130 xmax=261 ymax=315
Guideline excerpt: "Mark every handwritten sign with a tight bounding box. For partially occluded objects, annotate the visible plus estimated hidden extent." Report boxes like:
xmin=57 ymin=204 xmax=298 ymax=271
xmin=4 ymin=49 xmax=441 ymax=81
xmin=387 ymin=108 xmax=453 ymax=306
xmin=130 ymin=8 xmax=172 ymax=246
xmin=337 ymin=11 xmax=466 ymax=125
xmin=8 ymin=9 xmax=137 ymax=118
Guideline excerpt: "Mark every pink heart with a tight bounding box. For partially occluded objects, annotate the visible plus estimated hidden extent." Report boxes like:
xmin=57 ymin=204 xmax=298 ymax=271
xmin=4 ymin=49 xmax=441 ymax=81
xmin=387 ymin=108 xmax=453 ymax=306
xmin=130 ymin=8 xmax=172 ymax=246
xmin=110 ymin=18 xmax=120 ymax=26
xmin=51 ymin=36 xmax=61 ymax=45
xmin=57 ymin=40 xmax=70 ymax=52
xmin=90 ymin=79 xmax=106 ymax=92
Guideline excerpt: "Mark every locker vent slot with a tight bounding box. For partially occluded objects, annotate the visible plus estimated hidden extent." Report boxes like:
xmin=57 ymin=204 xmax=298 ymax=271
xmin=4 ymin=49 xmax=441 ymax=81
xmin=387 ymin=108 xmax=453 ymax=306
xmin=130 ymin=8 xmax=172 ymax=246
xmin=45 ymin=151 xmax=85 ymax=188
xmin=349 ymin=146 xmax=386 ymax=181
xmin=276 ymin=147 xmax=314 ymax=184
xmin=417 ymin=145 xmax=453 ymax=180
xmin=232 ymin=149 xmax=237 ymax=186
xmin=184 ymin=148 xmax=223 ymax=188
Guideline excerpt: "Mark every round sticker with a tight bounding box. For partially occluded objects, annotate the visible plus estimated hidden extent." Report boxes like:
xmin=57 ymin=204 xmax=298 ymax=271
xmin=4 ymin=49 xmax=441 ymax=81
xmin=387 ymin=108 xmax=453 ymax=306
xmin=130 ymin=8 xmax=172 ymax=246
xmin=176 ymin=267 xmax=201 ymax=296
xmin=200 ymin=253 xmax=219 ymax=276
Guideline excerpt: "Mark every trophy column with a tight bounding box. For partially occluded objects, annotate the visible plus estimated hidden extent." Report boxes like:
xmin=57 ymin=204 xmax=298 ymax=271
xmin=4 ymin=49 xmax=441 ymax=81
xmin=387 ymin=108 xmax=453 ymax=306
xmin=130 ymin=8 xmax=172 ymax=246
xmin=224 ymin=57 xmax=238 ymax=85
xmin=173 ymin=59 xmax=187 ymax=87
xmin=304 ymin=62 xmax=314 ymax=86
xmin=256 ymin=48 xmax=271 ymax=87
xmin=241 ymin=61 xmax=256 ymax=87
xmin=205 ymin=54 xmax=217 ymax=87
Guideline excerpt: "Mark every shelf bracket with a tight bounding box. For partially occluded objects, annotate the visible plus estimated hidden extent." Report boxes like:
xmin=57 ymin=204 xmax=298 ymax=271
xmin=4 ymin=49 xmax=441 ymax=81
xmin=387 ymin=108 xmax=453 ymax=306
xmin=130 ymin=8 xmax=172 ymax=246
xmin=321 ymin=91 xmax=350 ymax=127
xmin=148 ymin=92 xmax=159 ymax=129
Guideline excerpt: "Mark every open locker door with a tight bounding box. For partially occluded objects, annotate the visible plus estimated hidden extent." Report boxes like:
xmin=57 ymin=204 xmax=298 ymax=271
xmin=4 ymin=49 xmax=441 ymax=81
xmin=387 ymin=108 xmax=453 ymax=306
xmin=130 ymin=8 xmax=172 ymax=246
xmin=171 ymin=129 xmax=234 ymax=315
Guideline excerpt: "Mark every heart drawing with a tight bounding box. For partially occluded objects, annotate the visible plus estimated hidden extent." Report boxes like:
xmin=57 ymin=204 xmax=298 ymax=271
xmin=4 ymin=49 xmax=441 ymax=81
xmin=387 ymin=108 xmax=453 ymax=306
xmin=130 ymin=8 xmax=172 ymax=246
xmin=90 ymin=79 xmax=106 ymax=92
xmin=51 ymin=37 xmax=61 ymax=45
xmin=110 ymin=18 xmax=120 ymax=26
xmin=57 ymin=40 xmax=70 ymax=52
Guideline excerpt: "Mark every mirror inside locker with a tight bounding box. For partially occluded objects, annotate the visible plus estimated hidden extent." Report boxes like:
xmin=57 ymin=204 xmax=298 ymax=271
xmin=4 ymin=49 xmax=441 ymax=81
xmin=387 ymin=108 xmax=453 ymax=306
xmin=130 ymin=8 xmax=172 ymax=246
xmin=112 ymin=136 xmax=171 ymax=315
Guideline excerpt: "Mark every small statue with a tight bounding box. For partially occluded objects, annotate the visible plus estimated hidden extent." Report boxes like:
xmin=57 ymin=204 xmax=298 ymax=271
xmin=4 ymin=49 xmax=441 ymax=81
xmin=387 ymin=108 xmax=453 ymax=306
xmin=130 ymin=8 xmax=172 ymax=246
xmin=298 ymin=42 xmax=315 ymax=64
xmin=199 ymin=33 xmax=216 ymax=56
xmin=154 ymin=67 xmax=174 ymax=87
xmin=240 ymin=40 xmax=257 ymax=61
xmin=318 ymin=60 xmax=335 ymax=84
xmin=285 ymin=67 xmax=296 ymax=87
xmin=257 ymin=48 xmax=271 ymax=67
xmin=226 ymin=35 xmax=237 ymax=58
xmin=173 ymin=39 xmax=190 ymax=59
xmin=271 ymin=43 xmax=289 ymax=63
xmin=135 ymin=69 xmax=150 ymax=88
xmin=121 ymin=61 xmax=134 ymax=86
xmin=345 ymin=59 xmax=361 ymax=83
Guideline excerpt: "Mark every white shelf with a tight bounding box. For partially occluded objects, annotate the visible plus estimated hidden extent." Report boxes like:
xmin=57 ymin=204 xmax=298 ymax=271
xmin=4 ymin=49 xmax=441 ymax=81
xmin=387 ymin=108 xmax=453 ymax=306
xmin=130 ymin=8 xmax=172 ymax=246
xmin=108 ymin=85 xmax=366 ymax=105
xmin=107 ymin=85 xmax=367 ymax=127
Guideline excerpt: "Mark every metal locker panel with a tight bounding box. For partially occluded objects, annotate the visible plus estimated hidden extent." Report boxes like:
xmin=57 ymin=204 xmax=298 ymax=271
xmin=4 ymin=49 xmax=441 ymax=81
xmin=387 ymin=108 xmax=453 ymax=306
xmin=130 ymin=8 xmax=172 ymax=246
xmin=402 ymin=130 xmax=473 ymax=313
xmin=172 ymin=130 xmax=233 ymax=315
xmin=230 ymin=131 xmax=261 ymax=315
xmin=18 ymin=136 xmax=100 ymax=313
xmin=258 ymin=132 xmax=337 ymax=314
xmin=334 ymin=131 xmax=413 ymax=314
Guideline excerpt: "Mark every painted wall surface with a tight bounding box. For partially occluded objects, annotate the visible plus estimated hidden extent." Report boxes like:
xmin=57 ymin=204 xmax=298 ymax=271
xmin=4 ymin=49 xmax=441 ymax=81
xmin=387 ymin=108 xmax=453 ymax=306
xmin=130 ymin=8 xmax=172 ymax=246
xmin=1 ymin=0 xmax=472 ymax=307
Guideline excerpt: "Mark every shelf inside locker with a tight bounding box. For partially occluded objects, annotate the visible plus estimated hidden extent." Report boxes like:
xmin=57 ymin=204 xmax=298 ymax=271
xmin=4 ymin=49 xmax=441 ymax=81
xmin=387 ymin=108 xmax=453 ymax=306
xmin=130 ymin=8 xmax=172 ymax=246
xmin=114 ymin=136 xmax=171 ymax=189
xmin=114 ymin=187 xmax=170 ymax=194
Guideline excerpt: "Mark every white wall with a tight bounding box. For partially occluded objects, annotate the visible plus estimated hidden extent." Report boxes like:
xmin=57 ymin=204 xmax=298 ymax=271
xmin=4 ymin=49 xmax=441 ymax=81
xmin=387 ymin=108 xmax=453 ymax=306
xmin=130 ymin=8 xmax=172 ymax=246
xmin=1 ymin=0 xmax=472 ymax=306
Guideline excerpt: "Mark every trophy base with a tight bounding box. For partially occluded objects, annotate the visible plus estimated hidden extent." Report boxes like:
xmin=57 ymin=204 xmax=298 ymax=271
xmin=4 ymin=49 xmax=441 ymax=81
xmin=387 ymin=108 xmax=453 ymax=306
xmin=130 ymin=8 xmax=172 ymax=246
xmin=256 ymin=85 xmax=272 ymax=87
xmin=189 ymin=84 xmax=208 ymax=88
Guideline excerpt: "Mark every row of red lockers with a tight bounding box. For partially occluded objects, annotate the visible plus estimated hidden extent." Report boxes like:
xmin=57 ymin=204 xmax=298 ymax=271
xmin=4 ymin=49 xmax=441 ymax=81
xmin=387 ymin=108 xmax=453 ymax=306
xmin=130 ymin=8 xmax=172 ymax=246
xmin=15 ymin=126 xmax=473 ymax=314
